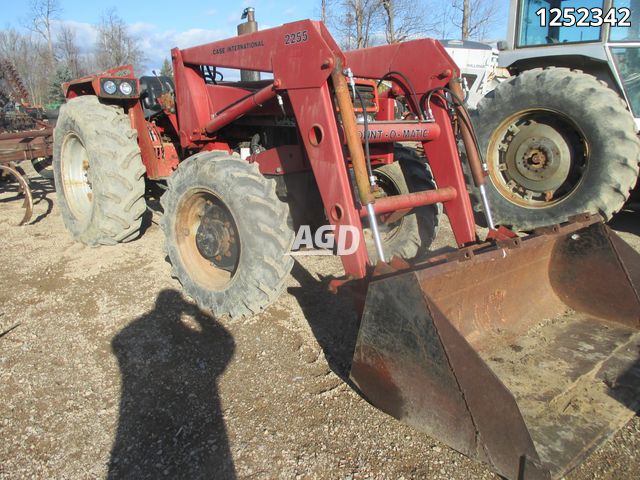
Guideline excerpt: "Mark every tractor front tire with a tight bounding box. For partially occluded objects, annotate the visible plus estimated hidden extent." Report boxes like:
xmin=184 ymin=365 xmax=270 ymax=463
xmin=365 ymin=146 xmax=440 ymax=261
xmin=472 ymin=67 xmax=640 ymax=230
xmin=161 ymin=153 xmax=294 ymax=319
xmin=53 ymin=95 xmax=146 ymax=245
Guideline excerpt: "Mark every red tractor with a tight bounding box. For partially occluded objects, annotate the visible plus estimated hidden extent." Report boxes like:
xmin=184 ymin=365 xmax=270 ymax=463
xmin=53 ymin=13 xmax=640 ymax=480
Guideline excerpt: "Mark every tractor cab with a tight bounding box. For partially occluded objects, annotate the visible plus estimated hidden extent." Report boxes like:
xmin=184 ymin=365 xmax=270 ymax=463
xmin=502 ymin=0 xmax=640 ymax=121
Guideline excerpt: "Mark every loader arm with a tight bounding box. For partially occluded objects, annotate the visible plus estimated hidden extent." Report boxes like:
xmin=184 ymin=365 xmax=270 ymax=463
xmin=171 ymin=21 xmax=477 ymax=279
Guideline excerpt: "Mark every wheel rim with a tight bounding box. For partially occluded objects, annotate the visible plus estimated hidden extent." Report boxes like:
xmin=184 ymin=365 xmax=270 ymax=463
xmin=60 ymin=133 xmax=93 ymax=221
xmin=175 ymin=189 xmax=240 ymax=291
xmin=487 ymin=109 xmax=588 ymax=208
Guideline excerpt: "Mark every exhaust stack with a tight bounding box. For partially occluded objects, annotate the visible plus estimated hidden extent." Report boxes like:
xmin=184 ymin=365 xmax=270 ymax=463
xmin=237 ymin=7 xmax=261 ymax=82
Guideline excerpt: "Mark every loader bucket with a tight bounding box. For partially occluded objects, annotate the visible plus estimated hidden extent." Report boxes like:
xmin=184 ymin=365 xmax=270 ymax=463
xmin=350 ymin=215 xmax=640 ymax=480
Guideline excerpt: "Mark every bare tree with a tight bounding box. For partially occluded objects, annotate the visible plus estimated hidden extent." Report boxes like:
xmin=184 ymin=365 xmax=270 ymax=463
xmin=0 ymin=29 xmax=49 ymax=105
xmin=94 ymin=9 xmax=145 ymax=73
xmin=56 ymin=24 xmax=83 ymax=78
xmin=380 ymin=0 xmax=425 ymax=44
xmin=425 ymin=1 xmax=456 ymax=39
xmin=327 ymin=0 xmax=437 ymax=49
xmin=452 ymin=0 xmax=498 ymax=40
xmin=24 ymin=0 xmax=61 ymax=63
xmin=462 ymin=0 xmax=470 ymax=39
xmin=320 ymin=0 xmax=336 ymax=23
xmin=332 ymin=0 xmax=383 ymax=49
xmin=0 ymin=29 xmax=23 ymax=61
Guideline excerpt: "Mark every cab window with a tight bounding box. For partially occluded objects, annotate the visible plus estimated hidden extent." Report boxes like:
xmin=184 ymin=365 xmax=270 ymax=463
xmin=518 ymin=0 xmax=604 ymax=47
xmin=611 ymin=47 xmax=640 ymax=116
xmin=610 ymin=0 xmax=640 ymax=41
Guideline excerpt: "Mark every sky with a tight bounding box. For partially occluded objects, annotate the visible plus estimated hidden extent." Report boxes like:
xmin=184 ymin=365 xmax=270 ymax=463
xmin=0 ymin=0 xmax=510 ymax=72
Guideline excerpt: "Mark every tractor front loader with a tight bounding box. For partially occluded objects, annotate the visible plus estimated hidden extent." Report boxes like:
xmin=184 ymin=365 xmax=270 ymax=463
xmin=53 ymin=13 xmax=640 ymax=480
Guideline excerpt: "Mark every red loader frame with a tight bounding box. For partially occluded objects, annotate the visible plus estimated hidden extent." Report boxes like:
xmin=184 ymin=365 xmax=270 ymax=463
xmin=65 ymin=20 xmax=478 ymax=281
xmin=171 ymin=20 xmax=476 ymax=279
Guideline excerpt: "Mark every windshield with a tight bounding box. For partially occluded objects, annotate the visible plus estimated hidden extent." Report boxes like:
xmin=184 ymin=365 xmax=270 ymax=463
xmin=610 ymin=0 xmax=640 ymax=41
xmin=518 ymin=0 xmax=604 ymax=46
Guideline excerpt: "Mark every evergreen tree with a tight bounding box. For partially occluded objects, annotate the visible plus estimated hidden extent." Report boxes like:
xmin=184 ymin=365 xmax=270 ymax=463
xmin=47 ymin=65 xmax=72 ymax=104
xmin=159 ymin=57 xmax=172 ymax=79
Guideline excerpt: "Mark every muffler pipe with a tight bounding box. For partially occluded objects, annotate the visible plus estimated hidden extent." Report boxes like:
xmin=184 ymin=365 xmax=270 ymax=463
xmin=237 ymin=7 xmax=261 ymax=82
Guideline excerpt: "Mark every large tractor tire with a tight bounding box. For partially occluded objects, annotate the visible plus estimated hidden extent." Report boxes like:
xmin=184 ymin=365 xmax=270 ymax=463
xmin=471 ymin=67 xmax=640 ymax=230
xmin=53 ymin=96 xmax=146 ymax=245
xmin=364 ymin=145 xmax=440 ymax=261
xmin=161 ymin=152 xmax=294 ymax=319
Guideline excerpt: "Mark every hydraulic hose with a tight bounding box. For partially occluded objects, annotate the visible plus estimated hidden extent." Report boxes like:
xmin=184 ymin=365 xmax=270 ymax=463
xmin=331 ymin=60 xmax=385 ymax=262
xmin=447 ymin=79 xmax=496 ymax=229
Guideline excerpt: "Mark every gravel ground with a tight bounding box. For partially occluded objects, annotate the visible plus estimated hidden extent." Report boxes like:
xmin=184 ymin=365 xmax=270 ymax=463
xmin=1 ymin=177 xmax=639 ymax=479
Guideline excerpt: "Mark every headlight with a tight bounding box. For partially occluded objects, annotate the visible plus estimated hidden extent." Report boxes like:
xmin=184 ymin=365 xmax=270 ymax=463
xmin=103 ymin=80 xmax=117 ymax=95
xmin=119 ymin=81 xmax=133 ymax=96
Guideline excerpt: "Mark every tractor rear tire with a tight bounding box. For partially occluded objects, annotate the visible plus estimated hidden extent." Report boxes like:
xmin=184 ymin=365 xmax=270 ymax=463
xmin=365 ymin=146 xmax=440 ymax=261
xmin=53 ymin=95 xmax=146 ymax=245
xmin=471 ymin=67 xmax=640 ymax=230
xmin=161 ymin=152 xmax=295 ymax=319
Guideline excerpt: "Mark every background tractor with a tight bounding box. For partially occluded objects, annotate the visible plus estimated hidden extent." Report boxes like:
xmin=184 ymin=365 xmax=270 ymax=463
xmin=446 ymin=0 xmax=640 ymax=230
xmin=440 ymin=38 xmax=504 ymax=107
xmin=52 ymin=9 xmax=640 ymax=480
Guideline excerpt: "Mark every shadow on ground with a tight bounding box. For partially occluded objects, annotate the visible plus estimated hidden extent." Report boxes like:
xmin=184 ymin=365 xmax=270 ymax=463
xmin=108 ymin=289 xmax=236 ymax=480
xmin=610 ymin=209 xmax=640 ymax=237
xmin=138 ymin=179 xmax=167 ymax=235
xmin=0 ymin=176 xmax=55 ymax=225
xmin=288 ymin=261 xmax=360 ymax=382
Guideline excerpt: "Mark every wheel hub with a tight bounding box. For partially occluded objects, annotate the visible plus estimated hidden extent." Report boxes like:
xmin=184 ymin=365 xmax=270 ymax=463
xmin=195 ymin=201 xmax=238 ymax=271
xmin=523 ymin=148 xmax=548 ymax=171
xmin=499 ymin=120 xmax=574 ymax=197
xmin=513 ymin=136 xmax=563 ymax=186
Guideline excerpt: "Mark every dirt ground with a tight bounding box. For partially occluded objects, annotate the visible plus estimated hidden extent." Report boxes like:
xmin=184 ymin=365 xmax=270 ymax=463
xmin=1 ymin=176 xmax=639 ymax=479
